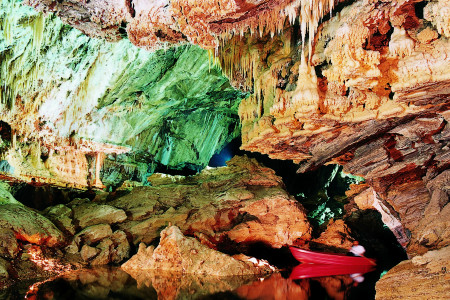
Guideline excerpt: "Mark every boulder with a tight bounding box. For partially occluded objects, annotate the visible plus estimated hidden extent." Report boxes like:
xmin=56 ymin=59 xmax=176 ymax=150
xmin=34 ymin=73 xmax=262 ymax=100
xmin=72 ymin=203 xmax=127 ymax=229
xmin=0 ymin=204 xmax=65 ymax=247
xmin=376 ymin=246 xmax=450 ymax=299
xmin=312 ymin=219 xmax=354 ymax=252
xmin=74 ymin=224 xmax=113 ymax=246
xmin=109 ymin=231 xmax=130 ymax=264
xmin=122 ymin=226 xmax=275 ymax=277
xmin=80 ymin=245 xmax=100 ymax=262
xmin=44 ymin=204 xmax=76 ymax=235
xmin=115 ymin=156 xmax=311 ymax=250
xmin=90 ymin=239 xmax=114 ymax=266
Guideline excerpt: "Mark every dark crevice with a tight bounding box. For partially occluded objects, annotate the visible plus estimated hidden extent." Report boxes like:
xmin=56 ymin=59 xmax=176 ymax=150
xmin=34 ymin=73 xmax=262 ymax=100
xmin=414 ymin=1 xmax=428 ymax=19
xmin=125 ymin=0 xmax=136 ymax=18
xmin=0 ymin=121 xmax=12 ymax=141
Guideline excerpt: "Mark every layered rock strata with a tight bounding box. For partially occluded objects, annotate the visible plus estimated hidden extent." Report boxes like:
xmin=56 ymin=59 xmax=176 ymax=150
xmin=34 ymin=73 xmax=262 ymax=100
xmin=219 ymin=0 xmax=449 ymax=257
xmin=375 ymin=246 xmax=450 ymax=299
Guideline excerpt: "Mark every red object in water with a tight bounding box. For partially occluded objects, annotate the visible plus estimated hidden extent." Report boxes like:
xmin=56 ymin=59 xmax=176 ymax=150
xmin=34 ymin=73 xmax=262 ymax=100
xmin=289 ymin=247 xmax=377 ymax=266
xmin=290 ymin=262 xmax=376 ymax=279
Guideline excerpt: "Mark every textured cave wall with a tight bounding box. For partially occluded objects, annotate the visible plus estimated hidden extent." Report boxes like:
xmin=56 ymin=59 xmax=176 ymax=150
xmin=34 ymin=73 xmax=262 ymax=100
xmin=220 ymin=0 xmax=449 ymax=256
xmin=0 ymin=0 xmax=245 ymax=188
xmin=2 ymin=0 xmax=449 ymax=257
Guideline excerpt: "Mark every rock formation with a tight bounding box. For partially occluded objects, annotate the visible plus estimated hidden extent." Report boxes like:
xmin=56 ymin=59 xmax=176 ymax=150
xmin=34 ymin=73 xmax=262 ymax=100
xmin=1 ymin=0 xmax=244 ymax=189
xmin=0 ymin=0 xmax=449 ymax=298
xmin=122 ymin=225 xmax=275 ymax=276
xmin=59 ymin=156 xmax=311 ymax=267
xmin=113 ymin=155 xmax=312 ymax=249
xmin=375 ymin=246 xmax=450 ymax=299
xmin=0 ymin=156 xmax=312 ymax=284
xmin=218 ymin=0 xmax=449 ymax=258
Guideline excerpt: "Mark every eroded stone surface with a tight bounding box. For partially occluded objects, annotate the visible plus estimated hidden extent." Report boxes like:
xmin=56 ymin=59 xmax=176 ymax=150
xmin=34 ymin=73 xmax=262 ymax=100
xmin=0 ymin=204 xmax=65 ymax=247
xmin=114 ymin=155 xmax=312 ymax=249
xmin=122 ymin=225 xmax=275 ymax=276
xmin=376 ymin=246 xmax=450 ymax=299
xmin=71 ymin=202 xmax=127 ymax=229
xmin=311 ymin=219 xmax=354 ymax=252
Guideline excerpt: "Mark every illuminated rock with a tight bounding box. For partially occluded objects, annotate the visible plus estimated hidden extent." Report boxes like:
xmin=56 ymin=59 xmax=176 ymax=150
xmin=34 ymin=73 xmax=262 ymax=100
xmin=71 ymin=202 xmax=127 ymax=229
xmin=0 ymin=228 xmax=19 ymax=259
xmin=376 ymin=246 xmax=450 ymax=299
xmin=312 ymin=219 xmax=354 ymax=251
xmin=0 ymin=2 xmax=243 ymax=188
xmin=0 ymin=258 xmax=10 ymax=280
xmin=0 ymin=204 xmax=65 ymax=247
xmin=74 ymin=224 xmax=114 ymax=246
xmin=43 ymin=204 xmax=76 ymax=235
xmin=216 ymin=0 xmax=449 ymax=257
xmin=114 ymin=155 xmax=312 ymax=248
xmin=122 ymin=225 xmax=275 ymax=276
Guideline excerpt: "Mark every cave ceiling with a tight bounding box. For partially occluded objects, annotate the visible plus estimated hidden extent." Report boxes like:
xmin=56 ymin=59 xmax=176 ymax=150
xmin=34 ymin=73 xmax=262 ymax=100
xmin=0 ymin=0 xmax=449 ymax=194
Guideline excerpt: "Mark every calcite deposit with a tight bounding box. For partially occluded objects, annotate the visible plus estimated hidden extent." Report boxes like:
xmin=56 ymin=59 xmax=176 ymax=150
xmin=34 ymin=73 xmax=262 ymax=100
xmin=219 ymin=0 xmax=449 ymax=258
xmin=1 ymin=0 xmax=244 ymax=189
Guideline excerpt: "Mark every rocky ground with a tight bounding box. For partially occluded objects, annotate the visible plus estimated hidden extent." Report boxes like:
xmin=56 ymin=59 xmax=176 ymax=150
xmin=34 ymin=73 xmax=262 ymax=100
xmin=0 ymin=156 xmax=313 ymax=287
xmin=0 ymin=155 xmax=447 ymax=299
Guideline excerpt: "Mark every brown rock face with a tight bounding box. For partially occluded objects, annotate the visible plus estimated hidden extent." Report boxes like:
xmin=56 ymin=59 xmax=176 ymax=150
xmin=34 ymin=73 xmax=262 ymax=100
xmin=218 ymin=0 xmax=449 ymax=256
xmin=375 ymin=246 xmax=450 ymax=299
xmin=311 ymin=219 xmax=354 ymax=252
xmin=24 ymin=0 xmax=307 ymax=49
xmin=113 ymin=155 xmax=312 ymax=249
xmin=0 ymin=204 xmax=65 ymax=248
xmin=122 ymin=225 xmax=275 ymax=277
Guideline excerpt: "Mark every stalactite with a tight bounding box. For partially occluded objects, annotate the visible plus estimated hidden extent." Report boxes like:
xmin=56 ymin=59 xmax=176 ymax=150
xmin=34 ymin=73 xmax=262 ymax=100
xmin=389 ymin=27 xmax=415 ymax=58
xmin=290 ymin=54 xmax=320 ymax=114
